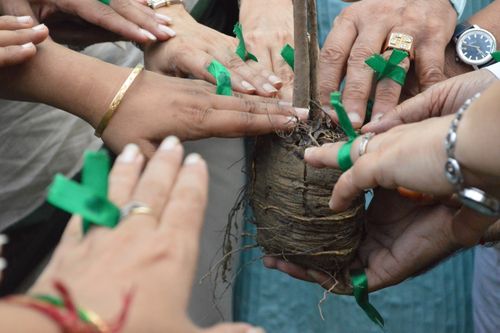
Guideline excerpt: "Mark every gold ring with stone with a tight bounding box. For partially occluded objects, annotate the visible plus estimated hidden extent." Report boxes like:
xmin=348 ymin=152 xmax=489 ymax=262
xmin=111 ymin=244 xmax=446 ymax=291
xmin=384 ymin=32 xmax=414 ymax=59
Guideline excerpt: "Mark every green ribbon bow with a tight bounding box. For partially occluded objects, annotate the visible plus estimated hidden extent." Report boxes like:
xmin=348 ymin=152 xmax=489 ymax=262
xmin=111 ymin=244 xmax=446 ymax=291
xmin=351 ymin=269 xmax=385 ymax=329
xmin=492 ymin=51 xmax=500 ymax=62
xmin=207 ymin=60 xmax=233 ymax=96
xmin=365 ymin=49 xmax=408 ymax=86
xmin=233 ymin=23 xmax=258 ymax=62
xmin=47 ymin=150 xmax=120 ymax=234
xmin=281 ymin=44 xmax=295 ymax=70
xmin=330 ymin=92 xmax=358 ymax=171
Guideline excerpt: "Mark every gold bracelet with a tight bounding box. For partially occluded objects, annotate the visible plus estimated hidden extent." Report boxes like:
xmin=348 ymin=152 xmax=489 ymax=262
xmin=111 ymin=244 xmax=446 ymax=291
xmin=94 ymin=64 xmax=144 ymax=138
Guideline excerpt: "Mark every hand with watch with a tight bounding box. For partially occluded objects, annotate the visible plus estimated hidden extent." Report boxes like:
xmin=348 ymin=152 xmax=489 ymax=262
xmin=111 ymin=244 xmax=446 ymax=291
xmin=454 ymin=22 xmax=498 ymax=70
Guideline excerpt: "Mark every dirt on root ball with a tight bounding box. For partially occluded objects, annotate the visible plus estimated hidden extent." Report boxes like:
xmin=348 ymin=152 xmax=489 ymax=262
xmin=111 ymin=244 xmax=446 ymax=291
xmin=249 ymin=126 xmax=365 ymax=294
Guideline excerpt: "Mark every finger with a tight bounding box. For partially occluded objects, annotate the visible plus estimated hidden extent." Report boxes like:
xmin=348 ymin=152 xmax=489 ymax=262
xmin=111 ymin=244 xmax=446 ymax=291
xmin=0 ymin=43 xmax=37 ymax=67
xmin=304 ymin=269 xmax=338 ymax=290
xmin=58 ymin=216 xmax=83 ymax=249
xmin=247 ymin=57 xmax=283 ymax=89
xmin=124 ymin=136 xmax=184 ymax=227
xmin=415 ymin=41 xmax=447 ymax=91
xmin=108 ymin=144 xmax=145 ymax=207
xmin=0 ymin=24 xmax=49 ymax=47
xmin=371 ymin=50 xmax=411 ymax=121
xmin=0 ymin=1 xmax=37 ymax=20
xmin=275 ymin=260 xmax=317 ymax=282
xmin=203 ymin=323 xmax=263 ymax=333
xmin=198 ymin=110 xmax=298 ymax=138
xmin=0 ymin=15 xmax=34 ymax=30
xmin=452 ymin=206 xmax=498 ymax=247
xmin=131 ymin=0 xmax=173 ymax=25
xmin=319 ymin=13 xmax=357 ymax=106
xmin=108 ymin=0 xmax=175 ymax=40
xmin=342 ymin=28 xmax=387 ymax=128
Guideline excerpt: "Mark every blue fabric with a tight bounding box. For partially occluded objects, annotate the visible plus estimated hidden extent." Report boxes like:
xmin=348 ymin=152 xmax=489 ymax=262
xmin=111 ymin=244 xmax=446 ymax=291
xmin=461 ymin=0 xmax=493 ymax=21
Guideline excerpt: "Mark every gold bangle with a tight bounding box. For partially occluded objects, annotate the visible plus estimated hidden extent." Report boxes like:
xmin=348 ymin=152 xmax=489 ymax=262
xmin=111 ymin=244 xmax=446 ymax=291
xmin=94 ymin=64 xmax=144 ymax=138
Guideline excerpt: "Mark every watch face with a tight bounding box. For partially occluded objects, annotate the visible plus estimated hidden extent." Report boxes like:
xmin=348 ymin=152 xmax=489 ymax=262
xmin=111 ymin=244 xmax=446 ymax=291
xmin=457 ymin=28 xmax=497 ymax=66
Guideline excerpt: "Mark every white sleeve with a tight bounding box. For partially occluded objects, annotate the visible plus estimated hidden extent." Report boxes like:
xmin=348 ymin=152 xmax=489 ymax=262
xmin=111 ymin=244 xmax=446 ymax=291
xmin=484 ymin=62 xmax=500 ymax=80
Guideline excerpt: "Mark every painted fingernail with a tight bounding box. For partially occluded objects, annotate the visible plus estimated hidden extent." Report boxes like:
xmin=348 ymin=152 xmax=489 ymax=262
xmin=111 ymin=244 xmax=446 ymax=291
xmin=118 ymin=144 xmax=140 ymax=163
xmin=294 ymin=107 xmax=310 ymax=119
xmin=21 ymin=42 xmax=35 ymax=49
xmin=16 ymin=16 xmax=32 ymax=23
xmin=268 ymin=75 xmax=282 ymax=85
xmin=242 ymin=81 xmax=256 ymax=91
xmin=155 ymin=13 xmax=173 ymax=24
xmin=263 ymin=83 xmax=278 ymax=93
xmin=0 ymin=258 xmax=7 ymax=271
xmin=160 ymin=136 xmax=180 ymax=151
xmin=158 ymin=24 xmax=176 ymax=37
xmin=185 ymin=153 xmax=202 ymax=165
xmin=348 ymin=112 xmax=362 ymax=125
xmin=247 ymin=327 xmax=266 ymax=333
xmin=0 ymin=235 xmax=8 ymax=246
xmin=32 ymin=23 xmax=46 ymax=31
xmin=278 ymin=101 xmax=293 ymax=107
xmin=140 ymin=28 xmax=157 ymax=41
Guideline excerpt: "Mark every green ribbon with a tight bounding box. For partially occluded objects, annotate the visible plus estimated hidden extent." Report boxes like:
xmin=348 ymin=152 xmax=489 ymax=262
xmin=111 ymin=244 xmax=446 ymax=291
xmin=82 ymin=151 xmax=110 ymax=234
xmin=98 ymin=0 xmax=111 ymax=5
xmin=207 ymin=60 xmax=233 ymax=96
xmin=492 ymin=51 xmax=500 ymax=62
xmin=351 ymin=269 xmax=385 ymax=329
xmin=281 ymin=44 xmax=295 ymax=70
xmin=331 ymin=92 xmax=358 ymax=171
xmin=365 ymin=49 xmax=408 ymax=86
xmin=34 ymin=294 xmax=91 ymax=323
xmin=233 ymin=23 xmax=258 ymax=62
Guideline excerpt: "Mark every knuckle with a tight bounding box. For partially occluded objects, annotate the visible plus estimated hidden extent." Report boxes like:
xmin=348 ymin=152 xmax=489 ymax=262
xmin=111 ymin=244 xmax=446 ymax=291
xmin=348 ymin=46 xmax=377 ymax=65
xmin=344 ymin=79 xmax=369 ymax=99
xmin=419 ymin=64 xmax=445 ymax=86
xmin=320 ymin=44 xmax=347 ymax=66
xmin=224 ymin=55 xmax=245 ymax=70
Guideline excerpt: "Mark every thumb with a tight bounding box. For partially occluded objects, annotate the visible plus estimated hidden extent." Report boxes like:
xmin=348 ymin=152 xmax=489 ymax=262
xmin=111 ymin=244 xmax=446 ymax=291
xmin=203 ymin=323 xmax=266 ymax=333
xmin=452 ymin=206 xmax=497 ymax=247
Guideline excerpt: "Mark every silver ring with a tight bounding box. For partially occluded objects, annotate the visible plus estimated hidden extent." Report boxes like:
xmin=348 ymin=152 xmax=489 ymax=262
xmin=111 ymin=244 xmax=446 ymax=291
xmin=358 ymin=132 xmax=375 ymax=157
xmin=120 ymin=201 xmax=153 ymax=220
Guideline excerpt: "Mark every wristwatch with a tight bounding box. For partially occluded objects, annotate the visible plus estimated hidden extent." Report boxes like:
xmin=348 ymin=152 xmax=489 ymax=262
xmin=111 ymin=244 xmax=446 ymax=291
xmin=454 ymin=22 xmax=497 ymax=70
xmin=147 ymin=0 xmax=184 ymax=9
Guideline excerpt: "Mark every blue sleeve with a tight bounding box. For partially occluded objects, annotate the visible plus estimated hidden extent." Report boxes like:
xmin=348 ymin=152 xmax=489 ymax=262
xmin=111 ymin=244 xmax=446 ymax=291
xmin=449 ymin=0 xmax=467 ymax=19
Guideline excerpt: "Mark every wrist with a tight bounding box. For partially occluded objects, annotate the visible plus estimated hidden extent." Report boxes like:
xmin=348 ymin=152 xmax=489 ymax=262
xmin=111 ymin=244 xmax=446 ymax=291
xmin=0 ymin=302 xmax=59 ymax=333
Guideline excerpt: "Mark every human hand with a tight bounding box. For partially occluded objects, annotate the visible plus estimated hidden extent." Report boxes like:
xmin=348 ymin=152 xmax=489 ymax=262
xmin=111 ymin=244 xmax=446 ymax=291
xmin=239 ymin=0 xmax=294 ymax=101
xmin=144 ymin=5 xmax=283 ymax=97
xmin=364 ymin=69 xmax=498 ymax=133
xmin=0 ymin=15 xmax=48 ymax=67
xmin=31 ymin=139 xmax=265 ymax=333
xmin=0 ymin=0 xmax=175 ymax=43
xmin=319 ymin=0 xmax=457 ymax=127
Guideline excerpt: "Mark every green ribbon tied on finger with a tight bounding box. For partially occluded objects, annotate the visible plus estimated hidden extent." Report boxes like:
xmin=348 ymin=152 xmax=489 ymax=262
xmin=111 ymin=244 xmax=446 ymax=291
xmin=233 ymin=23 xmax=258 ymax=62
xmin=351 ymin=269 xmax=385 ymax=329
xmin=207 ymin=60 xmax=233 ymax=96
xmin=47 ymin=150 xmax=120 ymax=234
xmin=492 ymin=51 xmax=500 ymax=62
xmin=281 ymin=44 xmax=295 ymax=70
xmin=331 ymin=92 xmax=358 ymax=171
xmin=365 ymin=49 xmax=408 ymax=86
xmin=98 ymin=0 xmax=111 ymax=5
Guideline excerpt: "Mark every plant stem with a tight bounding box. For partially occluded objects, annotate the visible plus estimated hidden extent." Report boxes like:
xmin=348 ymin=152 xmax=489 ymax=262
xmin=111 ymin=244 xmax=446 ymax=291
xmin=308 ymin=0 xmax=321 ymax=120
xmin=293 ymin=0 xmax=310 ymax=109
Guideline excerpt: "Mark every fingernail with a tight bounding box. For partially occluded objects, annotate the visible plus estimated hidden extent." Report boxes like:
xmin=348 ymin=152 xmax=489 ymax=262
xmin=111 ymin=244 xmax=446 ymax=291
xmin=294 ymin=107 xmax=309 ymax=119
xmin=0 ymin=235 xmax=8 ymax=246
xmin=155 ymin=13 xmax=173 ymax=24
xmin=263 ymin=83 xmax=278 ymax=93
xmin=268 ymin=75 xmax=282 ymax=85
xmin=306 ymin=269 xmax=321 ymax=280
xmin=278 ymin=101 xmax=293 ymax=107
xmin=242 ymin=81 xmax=256 ymax=91
xmin=140 ymin=28 xmax=157 ymax=41
xmin=118 ymin=144 xmax=140 ymax=163
xmin=348 ymin=112 xmax=362 ymax=125
xmin=21 ymin=42 xmax=35 ymax=49
xmin=185 ymin=153 xmax=202 ymax=165
xmin=304 ymin=147 xmax=315 ymax=160
xmin=328 ymin=197 xmax=334 ymax=209
xmin=286 ymin=116 xmax=298 ymax=124
xmin=0 ymin=258 xmax=7 ymax=272
xmin=160 ymin=136 xmax=180 ymax=151
xmin=158 ymin=24 xmax=176 ymax=37
xmin=373 ymin=113 xmax=384 ymax=122
xmin=247 ymin=328 xmax=266 ymax=333
xmin=16 ymin=16 xmax=31 ymax=23
xmin=32 ymin=23 xmax=46 ymax=31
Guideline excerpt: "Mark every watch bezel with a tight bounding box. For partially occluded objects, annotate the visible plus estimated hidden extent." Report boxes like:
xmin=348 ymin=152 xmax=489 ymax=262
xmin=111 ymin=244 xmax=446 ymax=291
xmin=456 ymin=27 xmax=497 ymax=66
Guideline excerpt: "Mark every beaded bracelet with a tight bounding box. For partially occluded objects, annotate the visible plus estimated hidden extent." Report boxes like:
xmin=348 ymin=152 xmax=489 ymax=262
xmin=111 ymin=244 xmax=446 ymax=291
xmin=95 ymin=64 xmax=144 ymax=138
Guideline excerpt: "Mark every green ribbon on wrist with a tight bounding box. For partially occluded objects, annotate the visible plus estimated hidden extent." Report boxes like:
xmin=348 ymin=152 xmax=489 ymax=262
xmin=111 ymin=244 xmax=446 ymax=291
xmin=492 ymin=51 xmax=500 ymax=62
xmin=365 ymin=49 xmax=408 ymax=86
xmin=351 ymin=269 xmax=385 ymax=329
xmin=331 ymin=92 xmax=359 ymax=171
xmin=47 ymin=150 xmax=120 ymax=233
xmin=233 ymin=23 xmax=258 ymax=62
xmin=98 ymin=0 xmax=111 ymax=5
xmin=281 ymin=44 xmax=295 ymax=70
xmin=207 ymin=60 xmax=233 ymax=96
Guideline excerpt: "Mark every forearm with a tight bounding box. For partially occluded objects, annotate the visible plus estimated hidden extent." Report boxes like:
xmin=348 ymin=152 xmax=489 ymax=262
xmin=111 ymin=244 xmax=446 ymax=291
xmin=0 ymin=303 xmax=59 ymax=333
xmin=0 ymin=40 xmax=129 ymax=128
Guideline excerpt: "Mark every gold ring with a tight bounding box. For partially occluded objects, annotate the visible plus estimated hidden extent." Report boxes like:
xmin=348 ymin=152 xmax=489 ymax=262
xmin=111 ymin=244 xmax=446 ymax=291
xmin=384 ymin=32 xmax=414 ymax=59
xmin=120 ymin=201 xmax=154 ymax=220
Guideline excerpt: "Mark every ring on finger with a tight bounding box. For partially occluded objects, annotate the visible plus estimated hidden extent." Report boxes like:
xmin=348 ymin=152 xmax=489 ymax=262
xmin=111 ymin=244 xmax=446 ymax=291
xmin=358 ymin=132 xmax=375 ymax=157
xmin=384 ymin=32 xmax=414 ymax=59
xmin=120 ymin=201 xmax=154 ymax=221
